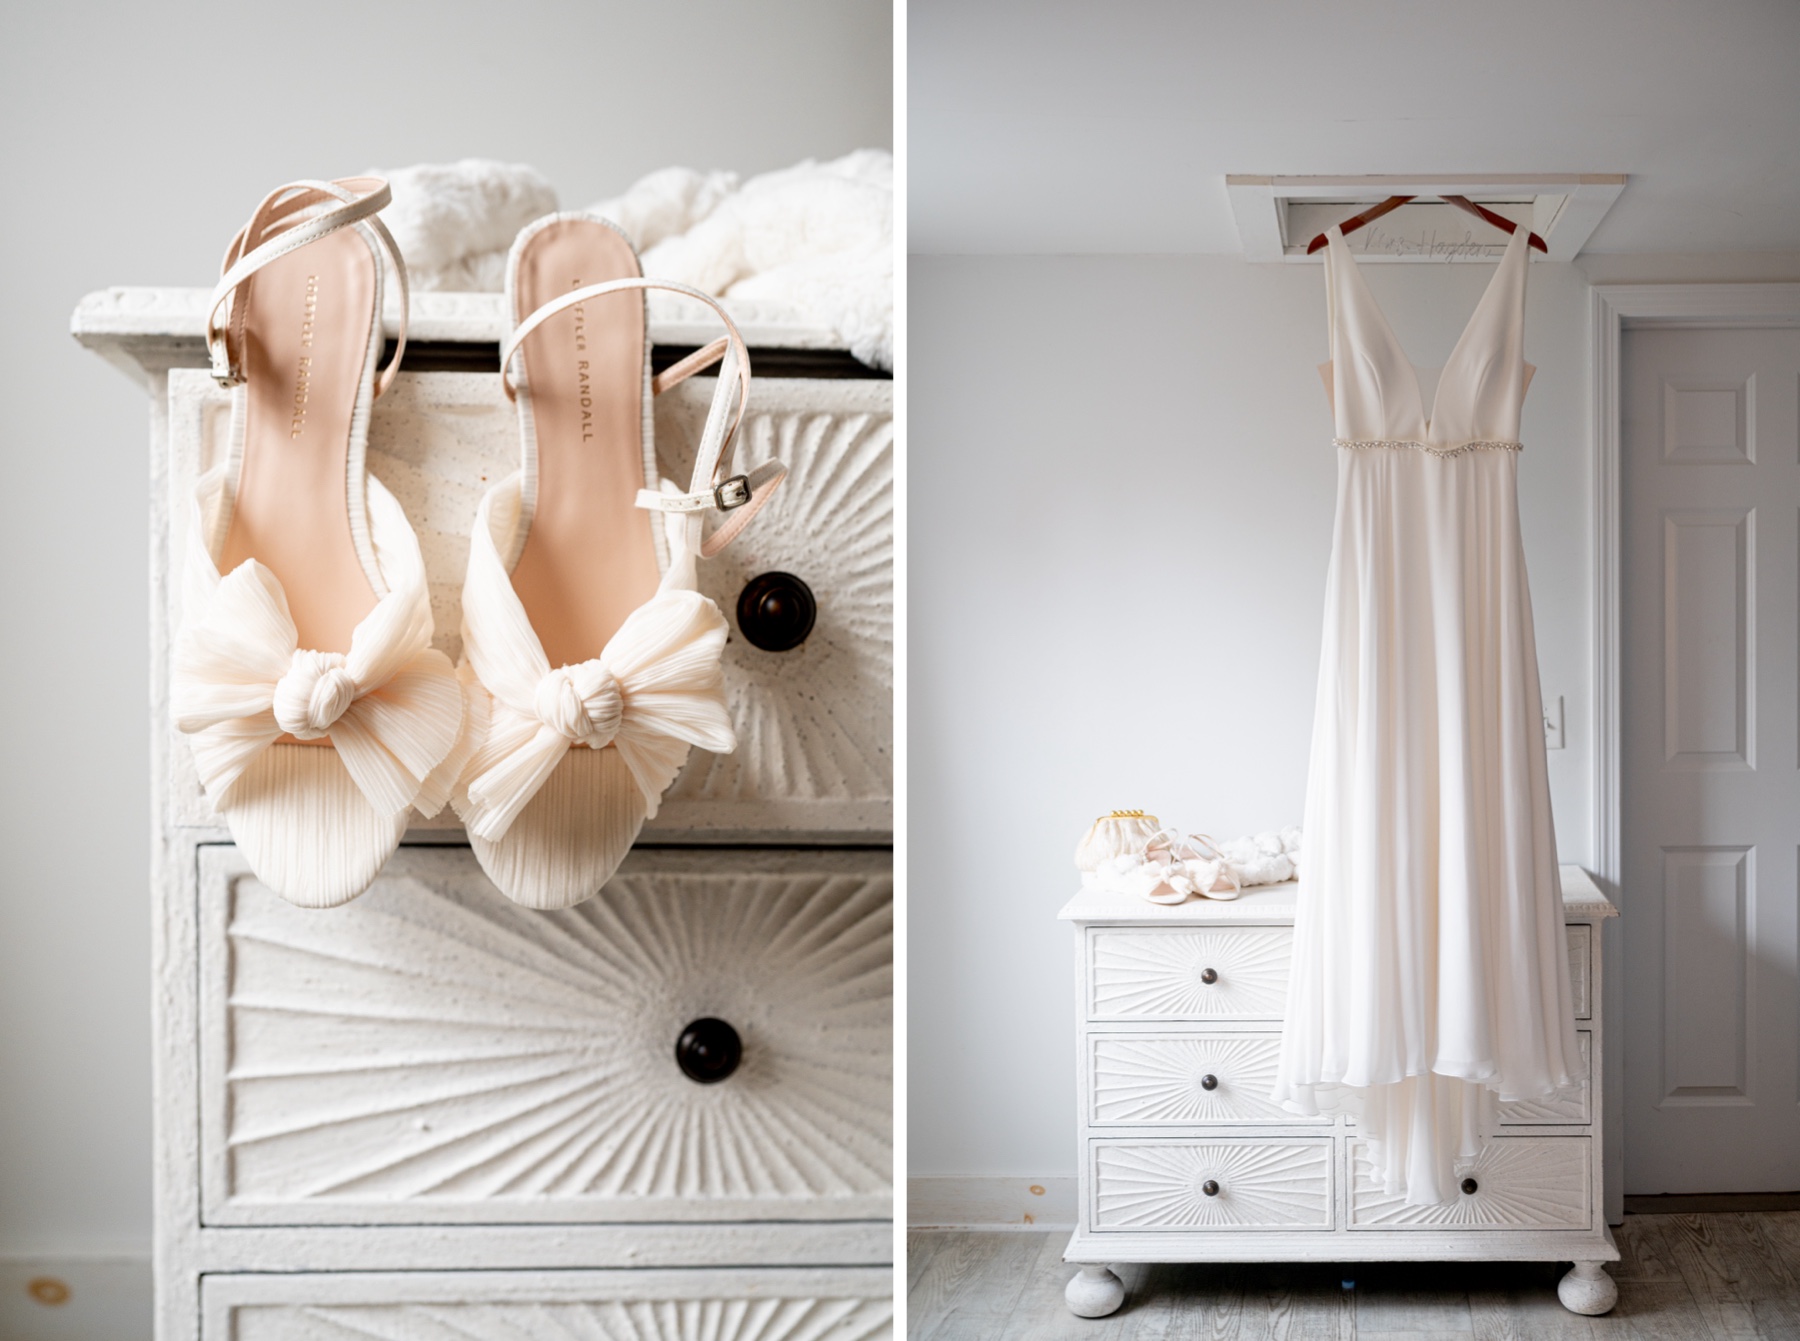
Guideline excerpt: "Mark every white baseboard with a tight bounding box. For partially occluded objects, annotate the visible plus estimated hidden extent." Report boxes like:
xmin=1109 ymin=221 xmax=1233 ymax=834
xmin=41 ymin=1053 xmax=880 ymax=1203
xmin=0 ymin=1256 xmax=151 ymax=1341
xmin=908 ymin=1177 xmax=1077 ymax=1231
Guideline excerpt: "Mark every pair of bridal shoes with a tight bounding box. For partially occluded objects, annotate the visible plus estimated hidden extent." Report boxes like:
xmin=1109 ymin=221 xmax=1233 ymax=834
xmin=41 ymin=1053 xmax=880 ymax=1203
xmin=1119 ymin=829 xmax=1241 ymax=905
xmin=172 ymin=180 xmax=781 ymax=910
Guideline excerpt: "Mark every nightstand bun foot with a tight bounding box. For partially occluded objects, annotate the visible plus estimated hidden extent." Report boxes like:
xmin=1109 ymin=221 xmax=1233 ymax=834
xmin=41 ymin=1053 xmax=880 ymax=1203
xmin=1065 ymin=1265 xmax=1125 ymax=1318
xmin=1558 ymin=1261 xmax=1617 ymax=1315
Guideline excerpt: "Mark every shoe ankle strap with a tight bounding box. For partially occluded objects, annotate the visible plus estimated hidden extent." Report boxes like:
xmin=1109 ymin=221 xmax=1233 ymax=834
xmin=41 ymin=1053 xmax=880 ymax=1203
xmin=206 ymin=177 xmax=409 ymax=399
xmin=502 ymin=277 xmax=786 ymax=559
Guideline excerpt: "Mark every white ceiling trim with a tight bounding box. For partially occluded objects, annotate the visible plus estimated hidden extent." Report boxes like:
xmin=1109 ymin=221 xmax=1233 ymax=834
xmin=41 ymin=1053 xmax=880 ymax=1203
xmin=1226 ymin=175 xmax=1627 ymax=263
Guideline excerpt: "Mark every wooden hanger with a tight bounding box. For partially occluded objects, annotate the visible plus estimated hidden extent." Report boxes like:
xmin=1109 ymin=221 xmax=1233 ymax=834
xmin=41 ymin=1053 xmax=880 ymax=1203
xmin=1439 ymin=195 xmax=1549 ymax=253
xmin=1305 ymin=195 xmax=1412 ymax=253
xmin=1306 ymin=194 xmax=1548 ymax=255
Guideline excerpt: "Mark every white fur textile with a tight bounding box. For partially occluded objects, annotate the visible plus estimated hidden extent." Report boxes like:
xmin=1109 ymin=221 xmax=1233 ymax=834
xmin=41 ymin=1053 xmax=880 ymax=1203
xmin=370 ymin=152 xmax=893 ymax=370
xmin=370 ymin=160 xmax=559 ymax=294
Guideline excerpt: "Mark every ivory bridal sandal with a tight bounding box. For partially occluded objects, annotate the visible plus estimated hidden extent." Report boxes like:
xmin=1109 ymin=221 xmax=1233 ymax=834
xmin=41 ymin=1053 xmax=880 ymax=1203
xmin=452 ymin=213 xmax=784 ymax=908
xmin=171 ymin=178 xmax=464 ymax=908
xmin=1133 ymin=830 xmax=1242 ymax=904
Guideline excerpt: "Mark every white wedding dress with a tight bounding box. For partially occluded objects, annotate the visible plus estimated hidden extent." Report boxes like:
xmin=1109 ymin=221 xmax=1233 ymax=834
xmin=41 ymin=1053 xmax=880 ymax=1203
xmin=1273 ymin=225 xmax=1581 ymax=1205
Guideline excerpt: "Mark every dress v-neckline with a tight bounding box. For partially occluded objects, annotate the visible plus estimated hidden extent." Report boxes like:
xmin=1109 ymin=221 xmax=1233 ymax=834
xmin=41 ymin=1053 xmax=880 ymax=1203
xmin=1329 ymin=224 xmax=1524 ymax=436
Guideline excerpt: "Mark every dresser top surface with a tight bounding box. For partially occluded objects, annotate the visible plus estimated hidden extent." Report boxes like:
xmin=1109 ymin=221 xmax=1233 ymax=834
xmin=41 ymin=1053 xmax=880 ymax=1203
xmin=72 ymin=286 xmax=852 ymax=351
xmin=1058 ymin=863 xmax=1616 ymax=924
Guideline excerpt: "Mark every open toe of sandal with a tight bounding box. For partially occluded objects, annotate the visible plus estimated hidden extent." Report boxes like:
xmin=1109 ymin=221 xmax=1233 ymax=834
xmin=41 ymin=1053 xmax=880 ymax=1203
xmin=212 ymin=744 xmax=409 ymax=909
xmin=465 ymin=747 xmax=648 ymax=911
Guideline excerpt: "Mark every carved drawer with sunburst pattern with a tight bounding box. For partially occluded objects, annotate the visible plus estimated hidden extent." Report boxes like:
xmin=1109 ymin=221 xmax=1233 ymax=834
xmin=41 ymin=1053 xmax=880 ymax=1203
xmin=198 ymin=844 xmax=892 ymax=1226
xmin=1090 ymin=1138 xmax=1334 ymax=1231
xmin=201 ymin=1267 xmax=894 ymax=1341
xmin=1089 ymin=1032 xmax=1330 ymax=1126
xmin=1087 ymin=926 xmax=1292 ymax=1021
xmin=1349 ymin=1137 xmax=1592 ymax=1231
xmin=653 ymin=379 xmax=891 ymax=834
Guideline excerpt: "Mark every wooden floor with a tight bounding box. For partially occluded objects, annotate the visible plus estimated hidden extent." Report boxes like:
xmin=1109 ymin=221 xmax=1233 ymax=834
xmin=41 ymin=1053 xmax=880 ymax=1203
xmin=908 ymin=1213 xmax=1800 ymax=1339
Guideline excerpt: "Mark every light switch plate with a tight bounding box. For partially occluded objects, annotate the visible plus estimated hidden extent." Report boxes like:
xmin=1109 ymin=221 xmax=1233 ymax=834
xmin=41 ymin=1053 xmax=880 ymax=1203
xmin=1544 ymin=695 xmax=1565 ymax=750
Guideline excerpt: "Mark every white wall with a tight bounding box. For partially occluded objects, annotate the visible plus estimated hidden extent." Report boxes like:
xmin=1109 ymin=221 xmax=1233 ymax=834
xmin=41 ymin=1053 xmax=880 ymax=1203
xmin=0 ymin=0 xmax=890 ymax=1262
xmin=907 ymin=249 xmax=1800 ymax=1182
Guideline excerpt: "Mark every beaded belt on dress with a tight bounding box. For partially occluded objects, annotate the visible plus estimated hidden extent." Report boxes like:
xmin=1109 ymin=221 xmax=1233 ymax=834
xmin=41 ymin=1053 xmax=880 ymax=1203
xmin=1334 ymin=438 xmax=1523 ymax=458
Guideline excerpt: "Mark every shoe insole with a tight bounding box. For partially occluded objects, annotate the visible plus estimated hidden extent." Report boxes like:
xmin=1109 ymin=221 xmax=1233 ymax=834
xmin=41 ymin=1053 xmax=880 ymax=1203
xmin=218 ymin=225 xmax=380 ymax=654
xmin=508 ymin=219 xmax=661 ymax=670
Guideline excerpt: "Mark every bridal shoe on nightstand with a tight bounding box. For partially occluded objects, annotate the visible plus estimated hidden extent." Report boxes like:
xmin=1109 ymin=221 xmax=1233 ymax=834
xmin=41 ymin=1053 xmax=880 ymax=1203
xmin=1128 ymin=829 xmax=1242 ymax=904
xmin=171 ymin=178 xmax=464 ymax=908
xmin=451 ymin=212 xmax=784 ymax=909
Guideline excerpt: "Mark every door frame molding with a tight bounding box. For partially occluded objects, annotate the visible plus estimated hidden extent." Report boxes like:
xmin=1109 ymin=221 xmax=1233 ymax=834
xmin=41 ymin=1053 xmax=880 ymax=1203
xmin=1589 ymin=281 xmax=1800 ymax=1221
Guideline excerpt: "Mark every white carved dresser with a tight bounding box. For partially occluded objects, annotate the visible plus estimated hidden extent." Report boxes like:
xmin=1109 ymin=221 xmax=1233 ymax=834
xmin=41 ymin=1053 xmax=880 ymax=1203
xmin=74 ymin=288 xmax=893 ymax=1340
xmin=1057 ymin=867 xmax=1619 ymax=1318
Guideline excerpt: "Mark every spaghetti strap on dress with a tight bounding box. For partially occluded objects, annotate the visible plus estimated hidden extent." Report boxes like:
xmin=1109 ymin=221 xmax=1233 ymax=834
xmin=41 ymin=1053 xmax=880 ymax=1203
xmin=1273 ymin=225 xmax=1581 ymax=1205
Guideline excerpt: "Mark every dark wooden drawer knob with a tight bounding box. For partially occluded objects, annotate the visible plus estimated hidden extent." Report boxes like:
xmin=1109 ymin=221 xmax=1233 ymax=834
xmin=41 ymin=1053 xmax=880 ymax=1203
xmin=1199 ymin=967 xmax=1219 ymax=985
xmin=1200 ymin=1073 xmax=1219 ymax=1091
xmin=737 ymin=571 xmax=816 ymax=651
xmin=1461 ymin=1177 xmax=1479 ymax=1196
xmin=676 ymin=1018 xmax=742 ymax=1084
xmin=1201 ymin=1179 xmax=1220 ymax=1197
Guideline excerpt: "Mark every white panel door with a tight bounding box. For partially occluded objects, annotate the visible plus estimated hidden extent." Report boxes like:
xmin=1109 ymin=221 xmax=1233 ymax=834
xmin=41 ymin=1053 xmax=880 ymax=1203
xmin=1621 ymin=326 xmax=1800 ymax=1192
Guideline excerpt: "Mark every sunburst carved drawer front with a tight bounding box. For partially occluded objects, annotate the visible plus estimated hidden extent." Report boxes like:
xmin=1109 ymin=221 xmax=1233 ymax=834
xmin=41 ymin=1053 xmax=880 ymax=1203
xmin=198 ymin=845 xmax=891 ymax=1226
xmin=1349 ymin=1137 xmax=1591 ymax=1230
xmin=164 ymin=370 xmax=892 ymax=837
xmin=654 ymin=379 xmax=892 ymax=834
xmin=1498 ymin=1030 xmax=1592 ymax=1126
xmin=201 ymin=1268 xmax=894 ymax=1341
xmin=1090 ymin=1139 xmax=1333 ymax=1231
xmin=1089 ymin=1032 xmax=1329 ymax=1126
xmin=1088 ymin=927 xmax=1292 ymax=1020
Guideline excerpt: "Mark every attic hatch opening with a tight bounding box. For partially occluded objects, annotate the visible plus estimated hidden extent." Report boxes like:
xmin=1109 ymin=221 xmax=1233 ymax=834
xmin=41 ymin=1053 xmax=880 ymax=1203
xmin=1226 ymin=175 xmax=1626 ymax=262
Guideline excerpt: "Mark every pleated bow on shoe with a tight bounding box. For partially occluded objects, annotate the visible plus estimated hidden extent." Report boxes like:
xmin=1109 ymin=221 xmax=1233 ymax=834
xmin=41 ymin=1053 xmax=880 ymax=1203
xmin=452 ymin=475 xmax=736 ymax=847
xmin=171 ymin=468 xmax=465 ymax=906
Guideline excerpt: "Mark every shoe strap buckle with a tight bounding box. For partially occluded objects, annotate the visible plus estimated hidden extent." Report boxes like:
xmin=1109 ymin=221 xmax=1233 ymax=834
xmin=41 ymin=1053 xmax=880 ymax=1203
xmin=713 ymin=475 xmax=752 ymax=511
xmin=208 ymin=339 xmax=244 ymax=389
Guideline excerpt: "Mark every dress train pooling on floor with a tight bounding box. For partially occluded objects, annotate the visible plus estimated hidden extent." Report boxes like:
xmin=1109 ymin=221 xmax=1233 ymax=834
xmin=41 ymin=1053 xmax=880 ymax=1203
xmin=1272 ymin=225 xmax=1581 ymax=1205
